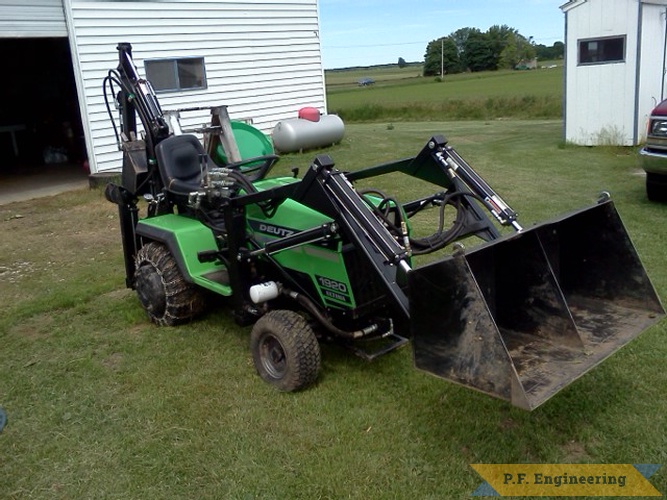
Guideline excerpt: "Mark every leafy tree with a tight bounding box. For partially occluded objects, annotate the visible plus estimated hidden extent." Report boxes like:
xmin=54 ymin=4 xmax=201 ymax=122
xmin=499 ymin=33 xmax=537 ymax=69
xmin=553 ymin=41 xmax=564 ymax=58
xmin=424 ymin=26 xmax=561 ymax=73
xmin=486 ymin=25 xmax=519 ymax=68
xmin=423 ymin=37 xmax=462 ymax=76
xmin=487 ymin=25 xmax=518 ymax=46
xmin=449 ymin=27 xmax=477 ymax=57
xmin=398 ymin=57 xmax=407 ymax=68
xmin=462 ymin=30 xmax=495 ymax=72
xmin=535 ymin=41 xmax=564 ymax=60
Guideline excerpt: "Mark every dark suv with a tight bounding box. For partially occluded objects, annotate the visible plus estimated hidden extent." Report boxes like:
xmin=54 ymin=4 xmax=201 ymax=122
xmin=640 ymin=99 xmax=667 ymax=201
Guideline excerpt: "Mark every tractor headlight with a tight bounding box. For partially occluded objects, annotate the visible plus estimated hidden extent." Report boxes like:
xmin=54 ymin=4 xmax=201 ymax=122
xmin=650 ymin=119 xmax=667 ymax=137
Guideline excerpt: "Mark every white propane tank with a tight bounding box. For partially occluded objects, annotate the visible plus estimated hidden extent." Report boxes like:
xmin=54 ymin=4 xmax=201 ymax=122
xmin=272 ymin=115 xmax=345 ymax=153
xmin=249 ymin=281 xmax=281 ymax=304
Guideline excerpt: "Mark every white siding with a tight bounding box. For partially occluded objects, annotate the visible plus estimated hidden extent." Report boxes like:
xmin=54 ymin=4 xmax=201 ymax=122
xmin=563 ymin=0 xmax=667 ymax=145
xmin=636 ymin=2 xmax=667 ymax=142
xmin=66 ymin=0 xmax=325 ymax=173
xmin=0 ymin=0 xmax=67 ymax=37
xmin=563 ymin=0 xmax=640 ymax=145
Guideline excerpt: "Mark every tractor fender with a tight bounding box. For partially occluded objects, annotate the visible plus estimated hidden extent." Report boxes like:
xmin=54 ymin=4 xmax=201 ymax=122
xmin=135 ymin=221 xmax=194 ymax=283
xmin=135 ymin=215 xmax=218 ymax=284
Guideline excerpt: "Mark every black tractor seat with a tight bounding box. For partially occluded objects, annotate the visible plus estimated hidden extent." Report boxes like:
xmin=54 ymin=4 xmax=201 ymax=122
xmin=155 ymin=134 xmax=206 ymax=195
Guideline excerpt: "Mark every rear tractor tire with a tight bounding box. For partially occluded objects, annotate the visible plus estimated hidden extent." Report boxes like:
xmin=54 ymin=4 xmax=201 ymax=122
xmin=250 ymin=310 xmax=321 ymax=392
xmin=134 ymin=242 xmax=205 ymax=326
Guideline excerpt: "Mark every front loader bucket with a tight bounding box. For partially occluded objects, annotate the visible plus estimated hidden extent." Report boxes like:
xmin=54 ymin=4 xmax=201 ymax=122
xmin=409 ymin=200 xmax=664 ymax=410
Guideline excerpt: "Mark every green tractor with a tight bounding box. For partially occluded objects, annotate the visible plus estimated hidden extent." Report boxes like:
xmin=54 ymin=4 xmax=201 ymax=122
xmin=104 ymin=44 xmax=664 ymax=410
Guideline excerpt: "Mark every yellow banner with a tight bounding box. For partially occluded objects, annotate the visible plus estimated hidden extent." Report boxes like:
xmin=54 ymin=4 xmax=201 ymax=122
xmin=470 ymin=464 xmax=662 ymax=497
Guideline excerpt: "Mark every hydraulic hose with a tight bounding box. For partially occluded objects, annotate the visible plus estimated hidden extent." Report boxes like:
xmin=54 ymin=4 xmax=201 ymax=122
xmin=359 ymin=187 xmax=486 ymax=255
xmin=282 ymin=288 xmax=379 ymax=340
xmin=102 ymin=71 xmax=123 ymax=147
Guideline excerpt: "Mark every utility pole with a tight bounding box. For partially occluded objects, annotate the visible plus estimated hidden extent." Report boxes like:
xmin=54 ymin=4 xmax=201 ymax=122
xmin=441 ymin=38 xmax=444 ymax=79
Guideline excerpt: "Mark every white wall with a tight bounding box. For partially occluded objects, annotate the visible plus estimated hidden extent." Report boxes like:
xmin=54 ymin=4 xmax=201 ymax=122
xmin=563 ymin=0 xmax=640 ymax=146
xmin=0 ymin=0 xmax=67 ymax=37
xmin=64 ymin=0 xmax=326 ymax=173
xmin=636 ymin=2 xmax=667 ymax=142
xmin=563 ymin=0 xmax=667 ymax=145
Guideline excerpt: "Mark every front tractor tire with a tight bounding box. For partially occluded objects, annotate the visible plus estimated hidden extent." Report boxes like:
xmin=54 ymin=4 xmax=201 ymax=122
xmin=134 ymin=242 xmax=205 ymax=326
xmin=250 ymin=310 xmax=321 ymax=392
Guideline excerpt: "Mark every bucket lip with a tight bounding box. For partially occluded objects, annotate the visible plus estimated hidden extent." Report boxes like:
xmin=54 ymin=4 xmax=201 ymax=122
xmin=425 ymin=199 xmax=617 ymax=264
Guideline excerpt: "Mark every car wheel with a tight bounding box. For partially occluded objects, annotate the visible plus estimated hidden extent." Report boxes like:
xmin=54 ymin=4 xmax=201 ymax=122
xmin=646 ymin=172 xmax=667 ymax=202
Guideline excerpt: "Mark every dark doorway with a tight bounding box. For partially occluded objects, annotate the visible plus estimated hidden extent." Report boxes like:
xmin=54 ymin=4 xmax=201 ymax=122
xmin=0 ymin=38 xmax=87 ymax=178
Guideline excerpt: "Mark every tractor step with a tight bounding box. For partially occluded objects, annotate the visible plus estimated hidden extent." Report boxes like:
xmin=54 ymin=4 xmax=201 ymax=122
xmin=344 ymin=333 xmax=409 ymax=362
xmin=201 ymin=269 xmax=230 ymax=286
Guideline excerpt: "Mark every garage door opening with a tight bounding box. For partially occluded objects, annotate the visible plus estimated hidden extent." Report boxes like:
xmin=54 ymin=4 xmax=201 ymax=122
xmin=0 ymin=38 xmax=88 ymax=202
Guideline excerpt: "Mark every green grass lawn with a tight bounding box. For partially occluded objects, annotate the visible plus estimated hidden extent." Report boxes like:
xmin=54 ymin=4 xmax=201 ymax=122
xmin=1 ymin=121 xmax=666 ymax=498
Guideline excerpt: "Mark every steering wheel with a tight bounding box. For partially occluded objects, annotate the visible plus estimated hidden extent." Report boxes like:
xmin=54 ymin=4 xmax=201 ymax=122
xmin=225 ymin=154 xmax=280 ymax=182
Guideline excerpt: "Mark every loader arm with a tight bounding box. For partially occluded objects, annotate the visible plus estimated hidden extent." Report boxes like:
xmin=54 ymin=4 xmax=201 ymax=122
xmin=347 ymin=136 xmax=519 ymax=243
xmin=284 ymin=155 xmax=413 ymax=320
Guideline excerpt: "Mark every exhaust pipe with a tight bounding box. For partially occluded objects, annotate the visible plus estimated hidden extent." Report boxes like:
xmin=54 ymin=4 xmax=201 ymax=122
xmin=409 ymin=200 xmax=664 ymax=410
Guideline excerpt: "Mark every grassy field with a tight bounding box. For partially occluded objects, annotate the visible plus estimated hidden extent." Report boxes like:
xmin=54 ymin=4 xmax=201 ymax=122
xmin=325 ymin=63 xmax=425 ymax=89
xmin=1 ymin=120 xmax=666 ymax=498
xmin=326 ymin=65 xmax=563 ymax=122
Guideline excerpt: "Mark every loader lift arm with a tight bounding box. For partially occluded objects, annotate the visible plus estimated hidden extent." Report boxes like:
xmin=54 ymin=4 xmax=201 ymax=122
xmin=347 ymin=135 xmax=520 ymax=246
xmin=347 ymin=135 xmax=518 ymax=229
xmin=218 ymin=140 xmax=522 ymax=331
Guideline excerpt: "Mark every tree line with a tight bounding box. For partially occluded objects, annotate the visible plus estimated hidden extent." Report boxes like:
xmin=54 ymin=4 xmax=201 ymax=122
xmin=421 ymin=25 xmax=563 ymax=77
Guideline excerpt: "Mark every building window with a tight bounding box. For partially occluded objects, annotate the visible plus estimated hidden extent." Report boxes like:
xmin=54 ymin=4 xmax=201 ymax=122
xmin=144 ymin=57 xmax=207 ymax=92
xmin=578 ymin=36 xmax=626 ymax=65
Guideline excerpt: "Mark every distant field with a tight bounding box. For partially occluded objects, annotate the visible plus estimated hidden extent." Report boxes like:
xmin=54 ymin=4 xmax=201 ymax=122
xmin=325 ymin=63 xmax=424 ymax=89
xmin=325 ymin=64 xmax=564 ymax=122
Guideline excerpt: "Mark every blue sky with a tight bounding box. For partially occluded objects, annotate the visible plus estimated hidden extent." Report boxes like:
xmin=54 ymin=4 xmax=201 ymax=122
xmin=318 ymin=0 xmax=566 ymax=68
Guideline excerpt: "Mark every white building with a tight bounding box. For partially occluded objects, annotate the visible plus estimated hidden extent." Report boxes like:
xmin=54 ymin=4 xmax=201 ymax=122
xmin=0 ymin=0 xmax=326 ymax=174
xmin=561 ymin=0 xmax=667 ymax=146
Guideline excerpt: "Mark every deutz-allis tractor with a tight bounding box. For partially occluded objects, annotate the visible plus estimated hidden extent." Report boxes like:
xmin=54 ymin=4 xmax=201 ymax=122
xmin=104 ymin=43 xmax=664 ymax=410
